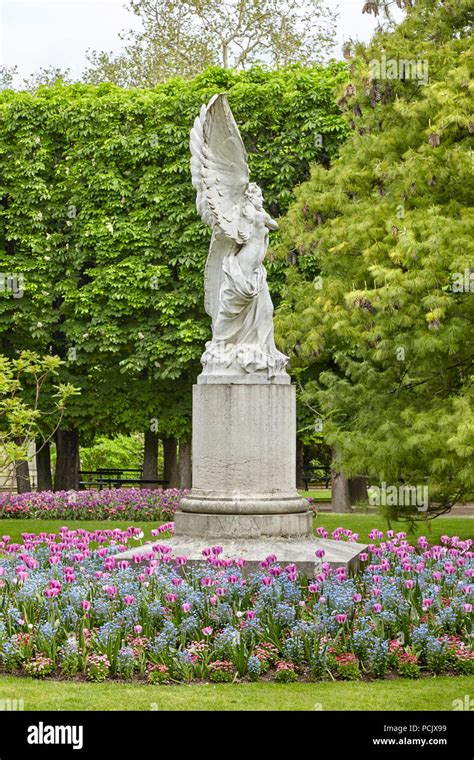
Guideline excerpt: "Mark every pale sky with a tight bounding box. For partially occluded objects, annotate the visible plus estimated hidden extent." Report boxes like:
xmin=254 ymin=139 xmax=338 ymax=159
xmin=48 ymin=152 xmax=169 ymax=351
xmin=0 ymin=0 xmax=404 ymax=85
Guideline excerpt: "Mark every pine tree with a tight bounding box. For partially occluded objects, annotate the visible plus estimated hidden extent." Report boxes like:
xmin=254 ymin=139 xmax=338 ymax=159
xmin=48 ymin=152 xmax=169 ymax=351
xmin=275 ymin=0 xmax=473 ymax=519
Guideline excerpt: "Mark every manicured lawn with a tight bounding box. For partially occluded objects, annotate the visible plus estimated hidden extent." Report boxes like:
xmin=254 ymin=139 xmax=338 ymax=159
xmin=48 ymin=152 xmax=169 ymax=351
xmin=0 ymin=674 xmax=472 ymax=711
xmin=0 ymin=519 xmax=159 ymax=545
xmin=0 ymin=515 xmax=471 ymax=547
xmin=301 ymin=489 xmax=331 ymax=501
xmin=312 ymin=514 xmax=473 ymax=545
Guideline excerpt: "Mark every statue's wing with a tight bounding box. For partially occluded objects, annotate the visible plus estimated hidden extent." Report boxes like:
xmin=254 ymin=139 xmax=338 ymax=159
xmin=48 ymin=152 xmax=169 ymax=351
xmin=189 ymin=93 xmax=250 ymax=243
xmin=190 ymin=93 xmax=250 ymax=323
xmin=204 ymin=231 xmax=238 ymax=326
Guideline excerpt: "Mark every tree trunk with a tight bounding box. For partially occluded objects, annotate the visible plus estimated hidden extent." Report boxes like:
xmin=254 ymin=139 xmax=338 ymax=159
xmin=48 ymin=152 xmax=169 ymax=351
xmin=348 ymin=475 xmax=368 ymax=505
xmin=178 ymin=439 xmax=192 ymax=489
xmin=143 ymin=429 xmax=159 ymax=489
xmin=331 ymin=448 xmax=351 ymax=513
xmin=36 ymin=439 xmax=52 ymax=491
xmin=296 ymin=438 xmax=305 ymax=490
xmin=222 ymin=43 xmax=229 ymax=68
xmin=54 ymin=429 xmax=80 ymax=491
xmin=163 ymin=436 xmax=178 ymax=488
xmin=14 ymin=436 xmax=31 ymax=493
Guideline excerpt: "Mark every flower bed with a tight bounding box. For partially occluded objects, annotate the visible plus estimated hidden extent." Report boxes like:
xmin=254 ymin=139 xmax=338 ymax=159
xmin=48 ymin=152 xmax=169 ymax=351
xmin=0 ymin=526 xmax=472 ymax=683
xmin=0 ymin=489 xmax=186 ymax=522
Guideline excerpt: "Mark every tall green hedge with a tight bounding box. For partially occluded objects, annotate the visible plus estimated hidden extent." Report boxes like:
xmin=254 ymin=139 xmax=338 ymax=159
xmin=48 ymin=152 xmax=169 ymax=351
xmin=0 ymin=64 xmax=348 ymax=438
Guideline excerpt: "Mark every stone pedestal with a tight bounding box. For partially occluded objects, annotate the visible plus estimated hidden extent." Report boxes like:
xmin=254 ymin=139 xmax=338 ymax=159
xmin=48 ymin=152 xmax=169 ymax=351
xmin=116 ymin=382 xmax=366 ymax=573
xmin=177 ymin=383 xmax=311 ymax=537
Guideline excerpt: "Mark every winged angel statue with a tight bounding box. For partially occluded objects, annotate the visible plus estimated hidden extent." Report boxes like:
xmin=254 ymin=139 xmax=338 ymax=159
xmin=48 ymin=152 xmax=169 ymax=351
xmin=190 ymin=94 xmax=289 ymax=382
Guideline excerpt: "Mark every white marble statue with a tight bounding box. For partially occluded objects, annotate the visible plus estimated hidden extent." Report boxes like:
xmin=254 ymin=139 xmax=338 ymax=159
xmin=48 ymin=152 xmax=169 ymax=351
xmin=190 ymin=93 xmax=289 ymax=382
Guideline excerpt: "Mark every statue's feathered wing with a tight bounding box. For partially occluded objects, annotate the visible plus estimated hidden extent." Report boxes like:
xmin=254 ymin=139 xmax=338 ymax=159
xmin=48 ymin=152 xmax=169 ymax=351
xmin=190 ymin=93 xmax=250 ymax=325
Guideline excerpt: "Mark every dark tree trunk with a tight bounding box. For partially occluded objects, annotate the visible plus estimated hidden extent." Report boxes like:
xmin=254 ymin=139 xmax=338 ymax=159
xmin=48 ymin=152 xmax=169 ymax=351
xmin=296 ymin=437 xmax=305 ymax=490
xmin=178 ymin=439 xmax=192 ymax=489
xmin=14 ymin=436 xmax=31 ymax=493
xmin=163 ymin=436 xmax=178 ymax=488
xmin=143 ymin=429 xmax=159 ymax=488
xmin=331 ymin=448 xmax=351 ymax=513
xmin=54 ymin=429 xmax=80 ymax=491
xmin=36 ymin=439 xmax=52 ymax=491
xmin=349 ymin=475 xmax=368 ymax=505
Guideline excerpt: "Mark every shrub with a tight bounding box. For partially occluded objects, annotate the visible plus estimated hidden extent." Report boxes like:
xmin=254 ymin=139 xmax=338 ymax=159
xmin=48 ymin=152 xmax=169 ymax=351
xmin=23 ymin=654 xmax=54 ymax=679
xmin=208 ymin=660 xmax=235 ymax=683
xmin=86 ymin=654 xmax=110 ymax=682
xmin=274 ymin=661 xmax=297 ymax=683
xmin=396 ymin=652 xmax=421 ymax=679
xmin=147 ymin=663 xmax=169 ymax=685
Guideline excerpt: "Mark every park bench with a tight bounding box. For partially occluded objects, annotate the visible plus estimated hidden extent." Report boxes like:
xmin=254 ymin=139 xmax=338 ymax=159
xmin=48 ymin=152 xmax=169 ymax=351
xmin=301 ymin=466 xmax=332 ymax=491
xmin=78 ymin=469 xmax=169 ymax=490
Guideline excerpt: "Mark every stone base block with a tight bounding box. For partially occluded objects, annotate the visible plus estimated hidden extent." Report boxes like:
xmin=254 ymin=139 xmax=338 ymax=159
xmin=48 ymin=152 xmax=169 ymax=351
xmin=174 ymin=509 xmax=313 ymax=539
xmin=186 ymin=383 xmax=301 ymax=501
xmin=180 ymin=492 xmax=310 ymax=516
xmin=115 ymin=536 xmax=367 ymax=575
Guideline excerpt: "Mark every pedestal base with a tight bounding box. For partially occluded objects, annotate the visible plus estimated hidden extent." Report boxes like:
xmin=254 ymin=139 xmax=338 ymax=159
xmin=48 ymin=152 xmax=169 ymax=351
xmin=115 ymin=536 xmax=367 ymax=575
xmin=180 ymin=383 xmax=309 ymax=528
xmin=174 ymin=509 xmax=313 ymax=538
xmin=114 ymin=380 xmax=367 ymax=573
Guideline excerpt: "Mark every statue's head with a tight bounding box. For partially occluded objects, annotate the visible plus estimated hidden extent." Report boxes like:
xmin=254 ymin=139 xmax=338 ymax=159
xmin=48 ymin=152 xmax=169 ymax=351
xmin=245 ymin=182 xmax=264 ymax=210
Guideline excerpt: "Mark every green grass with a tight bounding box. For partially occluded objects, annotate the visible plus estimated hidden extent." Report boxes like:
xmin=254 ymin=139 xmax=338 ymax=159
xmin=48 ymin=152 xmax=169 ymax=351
xmin=0 ymin=514 xmax=472 ymax=547
xmin=0 ymin=674 xmax=472 ymax=711
xmin=0 ymin=519 xmax=159 ymax=545
xmin=311 ymin=514 xmax=473 ymax=545
xmin=301 ymin=489 xmax=331 ymax=500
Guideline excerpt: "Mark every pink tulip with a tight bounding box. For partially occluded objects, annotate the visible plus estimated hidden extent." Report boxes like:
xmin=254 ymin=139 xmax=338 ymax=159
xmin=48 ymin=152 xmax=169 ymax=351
xmin=122 ymin=595 xmax=135 ymax=605
xmin=202 ymin=626 xmax=213 ymax=636
xmin=81 ymin=600 xmax=91 ymax=611
xmin=44 ymin=587 xmax=60 ymax=598
xmin=181 ymin=603 xmax=192 ymax=613
xmin=335 ymin=613 xmax=347 ymax=624
xmin=134 ymin=625 xmax=143 ymax=634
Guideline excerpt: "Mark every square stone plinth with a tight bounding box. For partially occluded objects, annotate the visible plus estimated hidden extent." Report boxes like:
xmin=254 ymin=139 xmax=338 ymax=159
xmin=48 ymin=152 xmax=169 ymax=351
xmin=115 ymin=536 xmax=367 ymax=576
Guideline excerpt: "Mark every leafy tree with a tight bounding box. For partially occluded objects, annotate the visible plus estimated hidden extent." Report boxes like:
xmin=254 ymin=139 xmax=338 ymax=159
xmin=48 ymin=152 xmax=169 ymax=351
xmin=0 ymin=64 xmax=348 ymax=488
xmin=84 ymin=0 xmax=337 ymax=86
xmin=275 ymin=0 xmax=473 ymax=519
xmin=0 ymin=352 xmax=78 ymax=492
xmin=80 ymin=433 xmax=144 ymax=472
